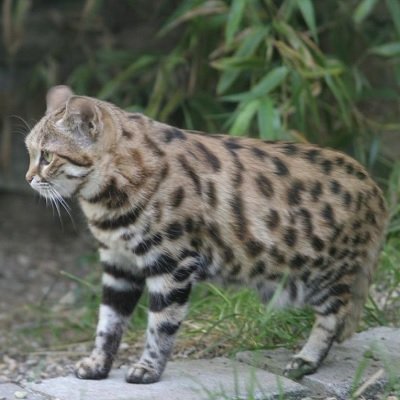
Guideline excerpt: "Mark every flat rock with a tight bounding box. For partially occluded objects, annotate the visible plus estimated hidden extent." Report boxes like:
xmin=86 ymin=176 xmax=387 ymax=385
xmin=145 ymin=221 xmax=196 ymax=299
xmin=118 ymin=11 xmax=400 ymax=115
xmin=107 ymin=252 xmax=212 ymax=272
xmin=0 ymin=383 xmax=47 ymax=400
xmin=237 ymin=327 xmax=400 ymax=400
xmin=27 ymin=357 xmax=309 ymax=400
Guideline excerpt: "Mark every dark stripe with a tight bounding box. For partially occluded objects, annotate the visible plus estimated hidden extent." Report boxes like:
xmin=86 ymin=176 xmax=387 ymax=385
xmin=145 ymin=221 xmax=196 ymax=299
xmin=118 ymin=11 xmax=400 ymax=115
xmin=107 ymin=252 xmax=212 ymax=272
xmin=91 ymin=207 xmax=142 ymax=230
xmin=207 ymin=223 xmax=225 ymax=248
xmin=304 ymin=149 xmax=321 ymax=163
xmin=178 ymin=155 xmax=202 ymax=195
xmin=322 ymin=203 xmax=335 ymax=224
xmin=102 ymin=285 xmax=143 ymax=316
xmin=282 ymin=143 xmax=298 ymax=155
xmin=149 ymin=284 xmax=191 ymax=312
xmin=60 ymin=154 xmax=92 ymax=167
xmin=133 ymin=233 xmax=163 ymax=255
xmin=195 ymin=142 xmax=221 ymax=172
xmin=223 ymin=138 xmax=243 ymax=151
xmin=144 ymin=134 xmax=165 ymax=157
xmin=310 ymin=181 xmax=323 ymax=201
xmin=206 ymin=181 xmax=218 ymax=207
xmin=170 ymin=187 xmax=185 ymax=208
xmin=164 ymin=127 xmax=187 ymax=143
xmin=298 ymin=208 xmax=313 ymax=237
xmin=158 ymin=321 xmax=181 ymax=335
xmin=255 ymin=173 xmax=274 ymax=198
xmin=318 ymin=298 xmax=345 ymax=316
xmin=143 ymin=254 xmax=178 ymax=276
xmin=251 ymin=147 xmax=269 ymax=160
xmin=102 ymin=262 xmax=144 ymax=284
xmin=87 ymin=178 xmax=128 ymax=209
xmin=230 ymin=193 xmax=247 ymax=240
xmin=172 ymin=264 xmax=196 ymax=282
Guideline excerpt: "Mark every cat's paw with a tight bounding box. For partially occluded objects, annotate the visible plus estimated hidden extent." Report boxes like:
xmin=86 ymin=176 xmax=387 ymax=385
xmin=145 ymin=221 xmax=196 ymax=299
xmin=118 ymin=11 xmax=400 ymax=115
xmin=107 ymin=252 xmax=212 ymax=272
xmin=75 ymin=355 xmax=110 ymax=380
xmin=283 ymin=357 xmax=318 ymax=380
xmin=125 ymin=363 xmax=161 ymax=384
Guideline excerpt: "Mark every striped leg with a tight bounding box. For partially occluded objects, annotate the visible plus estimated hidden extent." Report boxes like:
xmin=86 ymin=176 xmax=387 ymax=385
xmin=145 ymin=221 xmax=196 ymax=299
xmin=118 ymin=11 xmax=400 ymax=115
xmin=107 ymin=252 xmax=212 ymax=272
xmin=75 ymin=262 xmax=144 ymax=380
xmin=126 ymin=277 xmax=192 ymax=383
xmin=284 ymin=313 xmax=338 ymax=379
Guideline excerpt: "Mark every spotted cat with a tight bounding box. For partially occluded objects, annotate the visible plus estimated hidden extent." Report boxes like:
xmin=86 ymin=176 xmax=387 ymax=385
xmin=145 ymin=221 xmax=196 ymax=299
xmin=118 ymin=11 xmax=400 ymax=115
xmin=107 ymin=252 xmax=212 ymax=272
xmin=25 ymin=85 xmax=388 ymax=383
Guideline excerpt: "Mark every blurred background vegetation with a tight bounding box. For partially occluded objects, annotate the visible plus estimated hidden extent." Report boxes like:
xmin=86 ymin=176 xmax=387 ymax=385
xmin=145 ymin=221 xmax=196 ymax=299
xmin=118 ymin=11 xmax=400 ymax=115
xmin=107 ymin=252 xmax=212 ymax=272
xmin=0 ymin=0 xmax=400 ymax=381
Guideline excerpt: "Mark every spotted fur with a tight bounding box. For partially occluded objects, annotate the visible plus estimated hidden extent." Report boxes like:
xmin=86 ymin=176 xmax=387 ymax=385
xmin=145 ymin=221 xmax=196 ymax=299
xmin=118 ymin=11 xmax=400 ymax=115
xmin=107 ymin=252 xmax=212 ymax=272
xmin=25 ymin=86 xmax=388 ymax=383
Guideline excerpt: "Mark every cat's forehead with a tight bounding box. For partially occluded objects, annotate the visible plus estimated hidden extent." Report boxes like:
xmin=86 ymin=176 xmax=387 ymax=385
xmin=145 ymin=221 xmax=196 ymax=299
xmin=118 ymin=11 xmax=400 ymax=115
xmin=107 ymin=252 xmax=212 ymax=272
xmin=26 ymin=113 xmax=66 ymax=149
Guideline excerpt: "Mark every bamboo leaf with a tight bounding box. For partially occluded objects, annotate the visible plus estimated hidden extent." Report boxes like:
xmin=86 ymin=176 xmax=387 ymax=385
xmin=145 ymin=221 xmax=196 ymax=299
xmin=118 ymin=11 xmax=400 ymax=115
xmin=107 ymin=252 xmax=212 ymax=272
xmin=229 ymin=99 xmax=259 ymax=136
xmin=257 ymin=97 xmax=281 ymax=140
xmin=225 ymin=0 xmax=246 ymax=46
xmin=369 ymin=42 xmax=400 ymax=56
xmin=297 ymin=0 xmax=318 ymax=42
xmin=386 ymin=0 xmax=400 ymax=38
xmin=251 ymin=66 xmax=288 ymax=97
xmin=353 ymin=0 xmax=378 ymax=24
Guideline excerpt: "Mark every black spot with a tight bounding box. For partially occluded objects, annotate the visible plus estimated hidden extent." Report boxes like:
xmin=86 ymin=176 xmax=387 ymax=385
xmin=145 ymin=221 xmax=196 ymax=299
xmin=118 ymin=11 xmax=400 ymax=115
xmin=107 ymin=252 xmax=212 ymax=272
xmin=195 ymin=142 xmax=221 ymax=172
xmin=255 ymin=173 xmax=274 ymax=198
xmin=343 ymin=191 xmax=352 ymax=206
xmin=352 ymin=220 xmax=362 ymax=230
xmin=313 ymin=256 xmax=326 ymax=268
xmin=149 ymin=284 xmax=191 ymax=312
xmin=298 ymin=208 xmax=313 ymax=237
xmin=365 ymin=210 xmax=377 ymax=225
xmin=290 ymin=254 xmax=308 ymax=269
xmin=144 ymin=254 xmax=178 ymax=277
xmin=311 ymin=235 xmax=325 ymax=251
xmin=251 ymin=147 xmax=269 ymax=160
xmin=321 ymin=159 xmax=333 ymax=174
xmin=133 ymin=233 xmax=163 ymax=255
xmin=250 ymin=261 xmax=266 ymax=278
xmin=223 ymin=247 xmax=234 ymax=263
xmin=206 ymin=181 xmax=218 ymax=207
xmin=185 ymin=217 xmax=194 ymax=233
xmin=166 ymin=222 xmax=184 ymax=240
xmin=144 ymin=134 xmax=165 ymax=157
xmin=178 ymin=155 xmax=202 ymax=195
xmin=330 ymin=180 xmax=341 ymax=194
xmin=287 ymin=179 xmax=304 ymax=206
xmin=266 ymin=209 xmax=280 ymax=230
xmin=245 ymin=239 xmax=264 ymax=257
xmin=282 ymin=143 xmax=298 ymax=155
xmin=269 ymin=245 xmax=285 ymax=264
xmin=128 ymin=113 xmax=142 ymax=120
xmin=230 ymin=264 xmax=242 ymax=276
xmin=355 ymin=170 xmax=367 ymax=180
xmin=310 ymin=181 xmax=323 ymax=202
xmin=170 ymin=187 xmax=185 ymax=208
xmin=322 ymin=203 xmax=335 ymax=224
xmin=164 ymin=127 xmax=186 ymax=143
xmin=346 ymin=163 xmax=354 ymax=175
xmin=329 ymin=247 xmax=337 ymax=257
xmin=158 ymin=322 xmax=181 ymax=336
xmin=304 ymin=149 xmax=321 ymax=163
xmin=283 ymin=227 xmax=297 ymax=247
xmin=272 ymin=156 xmax=289 ymax=176
xmin=335 ymin=156 xmax=345 ymax=166
xmin=122 ymin=129 xmax=133 ymax=139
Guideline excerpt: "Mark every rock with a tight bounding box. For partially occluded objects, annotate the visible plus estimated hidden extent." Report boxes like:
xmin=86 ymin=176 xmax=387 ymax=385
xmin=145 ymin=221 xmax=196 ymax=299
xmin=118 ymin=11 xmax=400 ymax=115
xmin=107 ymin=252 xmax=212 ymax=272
xmin=14 ymin=391 xmax=28 ymax=399
xmin=28 ymin=357 xmax=310 ymax=400
xmin=237 ymin=327 xmax=400 ymax=400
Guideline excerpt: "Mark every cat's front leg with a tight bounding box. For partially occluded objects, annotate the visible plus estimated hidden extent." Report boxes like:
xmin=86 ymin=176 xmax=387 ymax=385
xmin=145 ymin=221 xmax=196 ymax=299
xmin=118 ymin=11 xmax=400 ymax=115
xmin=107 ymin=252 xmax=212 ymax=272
xmin=75 ymin=262 xmax=145 ymax=380
xmin=126 ymin=276 xmax=192 ymax=384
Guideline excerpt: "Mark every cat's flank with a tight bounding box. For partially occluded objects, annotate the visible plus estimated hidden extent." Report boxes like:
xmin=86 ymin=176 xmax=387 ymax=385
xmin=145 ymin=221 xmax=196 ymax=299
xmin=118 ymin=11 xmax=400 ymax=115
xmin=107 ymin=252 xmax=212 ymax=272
xmin=25 ymin=85 xmax=387 ymax=383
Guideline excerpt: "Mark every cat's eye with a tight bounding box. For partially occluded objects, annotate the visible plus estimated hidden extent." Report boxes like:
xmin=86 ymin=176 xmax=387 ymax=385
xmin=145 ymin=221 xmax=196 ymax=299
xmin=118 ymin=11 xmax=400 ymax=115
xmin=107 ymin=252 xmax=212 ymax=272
xmin=41 ymin=150 xmax=53 ymax=164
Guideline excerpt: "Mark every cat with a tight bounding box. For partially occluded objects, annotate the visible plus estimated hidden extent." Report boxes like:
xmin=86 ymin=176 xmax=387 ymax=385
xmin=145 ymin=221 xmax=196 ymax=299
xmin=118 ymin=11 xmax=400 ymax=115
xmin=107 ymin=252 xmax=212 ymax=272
xmin=25 ymin=85 xmax=388 ymax=383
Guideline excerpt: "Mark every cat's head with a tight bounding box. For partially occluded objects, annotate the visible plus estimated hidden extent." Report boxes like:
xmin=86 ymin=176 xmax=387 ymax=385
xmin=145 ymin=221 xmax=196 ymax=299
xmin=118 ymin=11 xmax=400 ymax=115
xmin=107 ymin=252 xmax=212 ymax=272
xmin=25 ymin=85 xmax=118 ymax=199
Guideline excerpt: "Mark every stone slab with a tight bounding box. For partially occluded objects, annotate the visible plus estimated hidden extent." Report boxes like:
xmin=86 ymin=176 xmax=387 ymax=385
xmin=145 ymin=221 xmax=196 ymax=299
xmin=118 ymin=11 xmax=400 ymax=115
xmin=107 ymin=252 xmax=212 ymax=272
xmin=237 ymin=327 xmax=400 ymax=400
xmin=27 ymin=357 xmax=309 ymax=400
xmin=0 ymin=383 xmax=48 ymax=400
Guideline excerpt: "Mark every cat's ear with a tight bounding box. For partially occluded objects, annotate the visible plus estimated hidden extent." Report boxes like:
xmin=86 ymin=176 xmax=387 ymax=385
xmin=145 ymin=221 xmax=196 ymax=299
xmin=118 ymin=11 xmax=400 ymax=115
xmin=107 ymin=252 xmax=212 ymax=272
xmin=64 ymin=96 xmax=102 ymax=139
xmin=46 ymin=85 xmax=74 ymax=114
